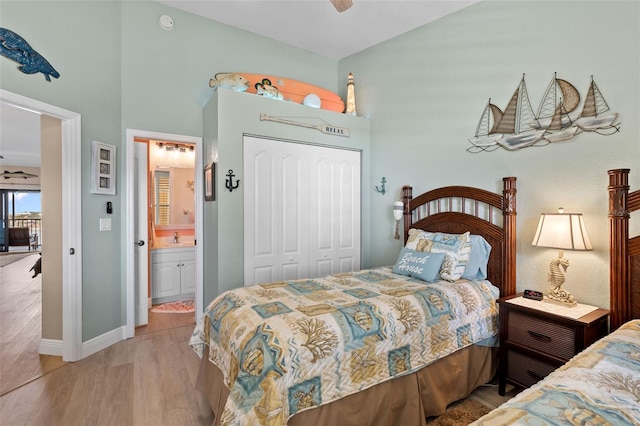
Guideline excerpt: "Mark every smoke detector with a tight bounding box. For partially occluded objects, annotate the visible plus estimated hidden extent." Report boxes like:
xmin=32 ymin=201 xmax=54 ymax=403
xmin=159 ymin=15 xmax=174 ymax=31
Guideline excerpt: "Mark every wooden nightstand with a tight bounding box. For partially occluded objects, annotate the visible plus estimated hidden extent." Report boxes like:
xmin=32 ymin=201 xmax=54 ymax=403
xmin=498 ymin=293 xmax=609 ymax=396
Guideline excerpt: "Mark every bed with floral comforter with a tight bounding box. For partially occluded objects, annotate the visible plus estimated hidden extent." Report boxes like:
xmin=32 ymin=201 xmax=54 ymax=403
xmin=472 ymin=319 xmax=640 ymax=425
xmin=190 ymin=266 xmax=499 ymax=425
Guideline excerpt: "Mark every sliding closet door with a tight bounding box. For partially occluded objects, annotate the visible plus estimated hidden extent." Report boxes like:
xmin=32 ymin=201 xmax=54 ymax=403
xmin=243 ymin=136 xmax=360 ymax=286
xmin=244 ymin=137 xmax=310 ymax=285
xmin=308 ymin=147 xmax=360 ymax=277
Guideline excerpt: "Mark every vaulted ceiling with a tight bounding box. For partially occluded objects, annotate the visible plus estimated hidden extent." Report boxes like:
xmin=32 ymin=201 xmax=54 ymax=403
xmin=1 ymin=1 xmax=480 ymax=167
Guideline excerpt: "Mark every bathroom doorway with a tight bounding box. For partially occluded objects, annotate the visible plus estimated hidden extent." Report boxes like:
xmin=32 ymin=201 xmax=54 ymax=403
xmin=124 ymin=129 xmax=203 ymax=338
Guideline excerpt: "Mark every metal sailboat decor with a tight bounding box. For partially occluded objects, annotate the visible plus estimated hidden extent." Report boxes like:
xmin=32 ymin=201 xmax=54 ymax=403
xmin=468 ymin=74 xmax=620 ymax=153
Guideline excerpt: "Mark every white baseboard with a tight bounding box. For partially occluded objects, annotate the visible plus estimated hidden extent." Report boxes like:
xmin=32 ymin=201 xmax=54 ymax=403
xmin=39 ymin=338 xmax=63 ymax=357
xmin=81 ymin=326 xmax=128 ymax=359
xmin=40 ymin=327 xmax=128 ymax=360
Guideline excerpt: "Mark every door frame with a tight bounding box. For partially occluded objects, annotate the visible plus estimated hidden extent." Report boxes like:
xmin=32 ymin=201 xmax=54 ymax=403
xmin=125 ymin=129 xmax=203 ymax=338
xmin=0 ymin=89 xmax=83 ymax=362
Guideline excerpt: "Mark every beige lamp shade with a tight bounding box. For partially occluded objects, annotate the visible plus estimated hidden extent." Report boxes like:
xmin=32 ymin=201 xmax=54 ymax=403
xmin=531 ymin=211 xmax=593 ymax=251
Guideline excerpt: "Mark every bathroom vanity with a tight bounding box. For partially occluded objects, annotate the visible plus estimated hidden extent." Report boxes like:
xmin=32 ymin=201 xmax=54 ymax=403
xmin=151 ymin=244 xmax=195 ymax=304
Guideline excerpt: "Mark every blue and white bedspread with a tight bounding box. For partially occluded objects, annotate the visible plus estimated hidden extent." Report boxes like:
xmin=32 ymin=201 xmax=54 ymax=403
xmin=190 ymin=267 xmax=499 ymax=426
xmin=473 ymin=319 xmax=640 ymax=425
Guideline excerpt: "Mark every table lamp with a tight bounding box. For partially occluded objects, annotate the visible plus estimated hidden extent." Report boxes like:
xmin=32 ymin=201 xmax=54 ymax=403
xmin=531 ymin=208 xmax=592 ymax=306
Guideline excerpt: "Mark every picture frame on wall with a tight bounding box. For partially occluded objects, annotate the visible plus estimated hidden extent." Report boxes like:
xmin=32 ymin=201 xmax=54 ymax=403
xmin=91 ymin=140 xmax=116 ymax=195
xmin=204 ymin=162 xmax=215 ymax=201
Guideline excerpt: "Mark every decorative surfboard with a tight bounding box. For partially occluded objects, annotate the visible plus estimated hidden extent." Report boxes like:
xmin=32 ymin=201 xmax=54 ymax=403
xmin=210 ymin=72 xmax=345 ymax=113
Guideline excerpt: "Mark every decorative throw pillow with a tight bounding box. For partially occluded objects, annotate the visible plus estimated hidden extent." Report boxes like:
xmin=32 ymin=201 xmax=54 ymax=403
xmin=405 ymin=229 xmax=471 ymax=282
xmin=462 ymin=235 xmax=492 ymax=280
xmin=393 ymin=248 xmax=446 ymax=282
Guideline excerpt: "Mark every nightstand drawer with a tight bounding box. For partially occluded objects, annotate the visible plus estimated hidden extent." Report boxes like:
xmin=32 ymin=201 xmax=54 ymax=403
xmin=508 ymin=310 xmax=575 ymax=359
xmin=507 ymin=350 xmax=557 ymax=388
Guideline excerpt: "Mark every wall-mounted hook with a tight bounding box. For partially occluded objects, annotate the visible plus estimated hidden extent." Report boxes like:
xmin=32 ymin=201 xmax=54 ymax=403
xmin=225 ymin=169 xmax=240 ymax=192
xmin=374 ymin=177 xmax=387 ymax=195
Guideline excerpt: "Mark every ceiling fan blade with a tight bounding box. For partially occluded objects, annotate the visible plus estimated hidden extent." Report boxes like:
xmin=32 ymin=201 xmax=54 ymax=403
xmin=330 ymin=0 xmax=353 ymax=13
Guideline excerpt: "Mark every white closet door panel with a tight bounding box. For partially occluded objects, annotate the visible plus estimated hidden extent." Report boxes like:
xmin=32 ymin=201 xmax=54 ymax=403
xmin=313 ymin=157 xmax=334 ymax=252
xmin=253 ymin=266 xmax=275 ymax=285
xmin=314 ymin=259 xmax=333 ymax=278
xmin=337 ymin=159 xmax=357 ymax=249
xmin=309 ymin=148 xmax=360 ymax=275
xmin=253 ymin=151 xmax=276 ymax=258
xmin=282 ymin=263 xmax=301 ymax=281
xmin=245 ymin=144 xmax=280 ymax=285
xmin=335 ymin=154 xmax=361 ymax=273
xmin=245 ymin=135 xmax=360 ymax=284
xmin=280 ymin=152 xmax=308 ymax=278
xmin=338 ymin=257 xmax=355 ymax=273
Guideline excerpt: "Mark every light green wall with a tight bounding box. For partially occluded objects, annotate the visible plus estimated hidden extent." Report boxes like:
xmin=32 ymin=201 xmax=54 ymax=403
xmin=1 ymin=0 xmax=338 ymax=341
xmin=1 ymin=1 xmax=122 ymax=340
xmin=339 ymin=0 xmax=640 ymax=308
xmin=2 ymin=0 xmax=638 ymax=343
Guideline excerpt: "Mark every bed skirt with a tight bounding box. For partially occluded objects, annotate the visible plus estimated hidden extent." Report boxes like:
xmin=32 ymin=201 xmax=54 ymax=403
xmin=196 ymin=344 xmax=497 ymax=426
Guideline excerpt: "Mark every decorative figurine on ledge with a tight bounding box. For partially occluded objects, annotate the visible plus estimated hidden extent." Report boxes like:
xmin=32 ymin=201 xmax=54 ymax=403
xmin=346 ymin=72 xmax=357 ymax=116
xmin=209 ymin=72 xmax=249 ymax=92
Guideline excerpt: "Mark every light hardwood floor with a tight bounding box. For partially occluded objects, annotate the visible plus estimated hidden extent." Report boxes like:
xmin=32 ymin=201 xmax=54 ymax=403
xmin=1 ymin=319 xmax=516 ymax=426
xmin=0 ymin=323 xmax=214 ymax=426
xmin=0 ymin=253 xmax=67 ymax=396
xmin=1 ymin=257 xmax=515 ymax=425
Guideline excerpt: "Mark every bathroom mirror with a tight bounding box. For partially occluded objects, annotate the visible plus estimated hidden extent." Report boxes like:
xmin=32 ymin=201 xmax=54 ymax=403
xmin=153 ymin=167 xmax=195 ymax=226
xmin=149 ymin=140 xmax=196 ymax=229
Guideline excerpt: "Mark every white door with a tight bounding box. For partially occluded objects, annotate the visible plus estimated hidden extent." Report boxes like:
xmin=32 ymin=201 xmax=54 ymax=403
xmin=1 ymin=90 xmax=83 ymax=361
xmin=134 ymin=142 xmax=149 ymax=326
xmin=308 ymin=147 xmax=361 ymax=277
xmin=244 ymin=137 xmax=310 ymax=285
xmin=244 ymin=136 xmax=360 ymax=286
xmin=126 ymin=129 xmax=203 ymax=338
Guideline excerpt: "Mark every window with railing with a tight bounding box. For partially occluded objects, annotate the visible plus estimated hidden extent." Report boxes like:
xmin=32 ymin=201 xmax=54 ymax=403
xmin=1 ymin=190 xmax=42 ymax=251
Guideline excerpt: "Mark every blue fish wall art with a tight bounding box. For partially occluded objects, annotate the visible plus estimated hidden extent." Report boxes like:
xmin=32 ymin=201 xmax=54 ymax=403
xmin=0 ymin=27 xmax=60 ymax=82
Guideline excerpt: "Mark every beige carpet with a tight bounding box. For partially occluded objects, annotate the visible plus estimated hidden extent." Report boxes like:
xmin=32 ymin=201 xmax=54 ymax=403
xmin=426 ymin=398 xmax=491 ymax=425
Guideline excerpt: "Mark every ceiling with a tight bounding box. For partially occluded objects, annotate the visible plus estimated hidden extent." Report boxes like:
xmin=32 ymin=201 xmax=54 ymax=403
xmin=157 ymin=0 xmax=480 ymax=59
xmin=0 ymin=0 xmax=480 ymax=168
xmin=0 ymin=103 xmax=42 ymax=168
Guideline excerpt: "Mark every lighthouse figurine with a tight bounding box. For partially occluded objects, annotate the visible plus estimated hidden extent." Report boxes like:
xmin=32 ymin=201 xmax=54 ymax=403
xmin=346 ymin=72 xmax=357 ymax=116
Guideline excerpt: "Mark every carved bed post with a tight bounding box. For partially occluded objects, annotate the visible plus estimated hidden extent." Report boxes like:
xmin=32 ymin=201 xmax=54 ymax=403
xmin=402 ymin=185 xmax=413 ymax=244
xmin=608 ymin=169 xmax=630 ymax=331
xmin=502 ymin=177 xmax=517 ymax=297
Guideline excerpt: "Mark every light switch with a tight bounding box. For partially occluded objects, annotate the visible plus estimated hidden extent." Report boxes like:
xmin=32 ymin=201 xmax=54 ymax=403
xmin=100 ymin=218 xmax=111 ymax=231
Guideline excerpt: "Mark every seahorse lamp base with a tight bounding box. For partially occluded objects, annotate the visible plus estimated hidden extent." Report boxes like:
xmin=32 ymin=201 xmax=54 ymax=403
xmin=544 ymin=251 xmax=578 ymax=307
xmin=544 ymin=291 xmax=578 ymax=307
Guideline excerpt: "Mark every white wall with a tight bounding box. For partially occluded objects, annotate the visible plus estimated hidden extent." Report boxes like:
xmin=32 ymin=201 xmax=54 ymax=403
xmin=339 ymin=0 xmax=640 ymax=308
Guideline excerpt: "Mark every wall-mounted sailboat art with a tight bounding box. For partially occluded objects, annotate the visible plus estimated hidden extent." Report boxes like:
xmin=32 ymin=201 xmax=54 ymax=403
xmin=467 ymin=73 xmax=620 ymax=153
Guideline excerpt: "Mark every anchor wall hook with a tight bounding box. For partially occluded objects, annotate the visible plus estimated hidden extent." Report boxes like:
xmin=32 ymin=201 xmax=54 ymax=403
xmin=225 ymin=169 xmax=240 ymax=192
xmin=374 ymin=177 xmax=387 ymax=195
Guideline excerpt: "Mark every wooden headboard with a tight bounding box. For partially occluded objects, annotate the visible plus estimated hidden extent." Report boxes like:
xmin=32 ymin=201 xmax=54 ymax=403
xmin=402 ymin=177 xmax=517 ymax=298
xmin=608 ymin=168 xmax=640 ymax=330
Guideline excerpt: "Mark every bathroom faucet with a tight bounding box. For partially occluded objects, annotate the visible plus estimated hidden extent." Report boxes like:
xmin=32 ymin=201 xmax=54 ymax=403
xmin=174 ymin=232 xmax=179 ymax=243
